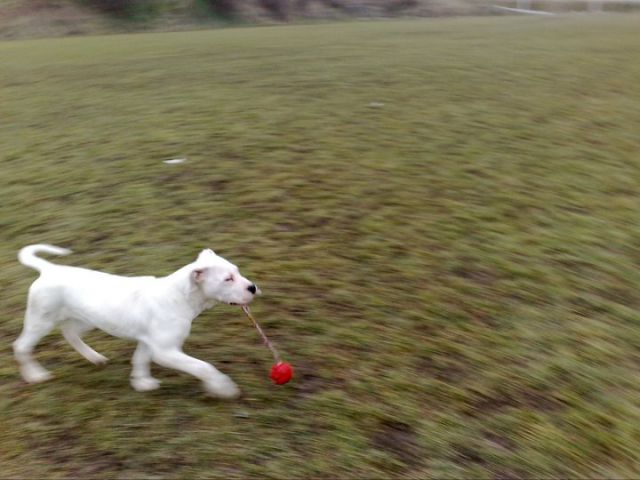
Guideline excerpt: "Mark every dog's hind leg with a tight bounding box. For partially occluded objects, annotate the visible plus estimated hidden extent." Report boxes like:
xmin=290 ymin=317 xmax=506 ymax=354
xmin=13 ymin=306 xmax=56 ymax=383
xmin=130 ymin=342 xmax=160 ymax=392
xmin=62 ymin=321 xmax=108 ymax=365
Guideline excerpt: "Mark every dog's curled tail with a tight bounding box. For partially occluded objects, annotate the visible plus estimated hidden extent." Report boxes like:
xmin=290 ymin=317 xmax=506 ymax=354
xmin=18 ymin=244 xmax=72 ymax=272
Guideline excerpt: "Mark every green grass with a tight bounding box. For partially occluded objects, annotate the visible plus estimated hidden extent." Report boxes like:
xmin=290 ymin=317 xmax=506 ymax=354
xmin=1 ymin=14 xmax=640 ymax=478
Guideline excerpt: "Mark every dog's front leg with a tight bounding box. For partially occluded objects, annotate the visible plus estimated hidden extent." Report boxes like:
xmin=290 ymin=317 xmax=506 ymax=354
xmin=151 ymin=348 xmax=240 ymax=399
xmin=131 ymin=342 xmax=161 ymax=392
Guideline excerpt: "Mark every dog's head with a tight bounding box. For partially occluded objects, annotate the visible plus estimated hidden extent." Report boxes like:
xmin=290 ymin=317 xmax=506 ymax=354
xmin=192 ymin=249 xmax=260 ymax=306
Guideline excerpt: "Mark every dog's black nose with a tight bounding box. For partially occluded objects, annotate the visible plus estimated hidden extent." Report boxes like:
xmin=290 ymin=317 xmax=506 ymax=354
xmin=248 ymin=284 xmax=257 ymax=295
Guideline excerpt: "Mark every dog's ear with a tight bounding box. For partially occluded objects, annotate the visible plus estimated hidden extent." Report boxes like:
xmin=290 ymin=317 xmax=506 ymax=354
xmin=192 ymin=268 xmax=208 ymax=283
xmin=197 ymin=249 xmax=216 ymax=261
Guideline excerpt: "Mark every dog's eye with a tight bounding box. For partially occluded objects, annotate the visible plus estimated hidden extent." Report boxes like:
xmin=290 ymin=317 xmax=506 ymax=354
xmin=225 ymin=276 xmax=234 ymax=282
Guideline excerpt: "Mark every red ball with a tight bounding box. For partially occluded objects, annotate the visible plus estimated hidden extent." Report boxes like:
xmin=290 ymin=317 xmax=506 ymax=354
xmin=270 ymin=362 xmax=293 ymax=385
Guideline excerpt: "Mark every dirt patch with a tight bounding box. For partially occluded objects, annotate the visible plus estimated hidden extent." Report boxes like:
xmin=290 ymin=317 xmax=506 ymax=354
xmin=465 ymin=393 xmax=518 ymax=417
xmin=595 ymin=285 xmax=640 ymax=309
xmin=520 ymin=389 xmax=565 ymax=413
xmin=295 ymin=370 xmax=327 ymax=395
xmin=71 ymin=452 xmax=124 ymax=476
xmin=455 ymin=444 xmax=486 ymax=465
xmin=417 ymin=356 xmax=468 ymax=383
xmin=492 ymin=468 xmax=525 ymax=480
xmin=466 ymin=388 xmax=565 ymax=417
xmin=568 ymin=295 xmax=611 ymax=317
xmin=451 ymin=264 xmax=499 ymax=287
xmin=371 ymin=420 xmax=423 ymax=468
xmin=292 ymin=363 xmax=347 ymax=396
xmin=484 ymin=431 xmax=516 ymax=452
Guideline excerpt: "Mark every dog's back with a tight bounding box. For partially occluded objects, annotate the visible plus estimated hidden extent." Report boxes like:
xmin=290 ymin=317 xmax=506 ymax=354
xmin=21 ymin=245 xmax=158 ymax=338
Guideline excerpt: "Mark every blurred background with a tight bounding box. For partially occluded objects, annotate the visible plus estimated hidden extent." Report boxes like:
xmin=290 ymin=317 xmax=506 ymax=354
xmin=1 ymin=1 xmax=640 ymax=478
xmin=2 ymin=0 xmax=640 ymax=38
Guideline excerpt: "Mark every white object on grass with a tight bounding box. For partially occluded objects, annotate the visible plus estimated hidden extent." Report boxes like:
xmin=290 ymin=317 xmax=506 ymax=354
xmin=492 ymin=5 xmax=555 ymax=14
xmin=14 ymin=244 xmax=261 ymax=399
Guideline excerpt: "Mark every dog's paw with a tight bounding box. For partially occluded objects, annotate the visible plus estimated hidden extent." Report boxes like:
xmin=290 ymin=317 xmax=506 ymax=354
xmin=131 ymin=377 xmax=161 ymax=392
xmin=21 ymin=365 xmax=52 ymax=384
xmin=205 ymin=375 xmax=241 ymax=400
xmin=88 ymin=352 xmax=108 ymax=366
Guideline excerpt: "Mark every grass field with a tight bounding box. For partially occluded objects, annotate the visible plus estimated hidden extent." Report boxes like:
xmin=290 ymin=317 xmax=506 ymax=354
xmin=1 ymin=14 xmax=640 ymax=478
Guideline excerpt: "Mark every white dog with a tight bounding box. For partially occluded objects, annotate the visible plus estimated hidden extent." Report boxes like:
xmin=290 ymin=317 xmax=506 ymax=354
xmin=13 ymin=244 xmax=260 ymax=399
